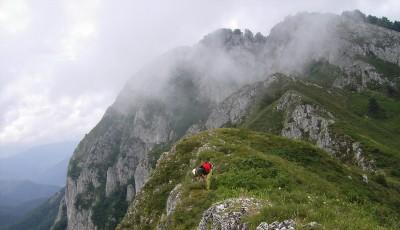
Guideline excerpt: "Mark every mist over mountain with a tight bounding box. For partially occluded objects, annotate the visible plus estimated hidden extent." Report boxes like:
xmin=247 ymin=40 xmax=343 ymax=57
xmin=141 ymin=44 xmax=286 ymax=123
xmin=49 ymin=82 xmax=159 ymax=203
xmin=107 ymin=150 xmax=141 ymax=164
xmin=6 ymin=9 xmax=400 ymax=230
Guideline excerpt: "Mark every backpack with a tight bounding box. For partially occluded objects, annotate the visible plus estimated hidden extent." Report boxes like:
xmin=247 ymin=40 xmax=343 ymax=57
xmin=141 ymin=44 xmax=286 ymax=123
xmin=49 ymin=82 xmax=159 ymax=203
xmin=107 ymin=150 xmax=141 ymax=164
xmin=202 ymin=162 xmax=212 ymax=174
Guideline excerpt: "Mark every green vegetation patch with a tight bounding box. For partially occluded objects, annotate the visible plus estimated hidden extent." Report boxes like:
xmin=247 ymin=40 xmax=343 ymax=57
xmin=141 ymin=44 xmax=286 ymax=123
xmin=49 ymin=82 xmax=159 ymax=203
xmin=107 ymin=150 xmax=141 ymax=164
xmin=68 ymin=159 xmax=82 ymax=181
xmin=92 ymin=187 xmax=128 ymax=230
xmin=304 ymin=60 xmax=343 ymax=88
xmin=358 ymin=55 xmax=400 ymax=81
xmin=148 ymin=142 xmax=172 ymax=168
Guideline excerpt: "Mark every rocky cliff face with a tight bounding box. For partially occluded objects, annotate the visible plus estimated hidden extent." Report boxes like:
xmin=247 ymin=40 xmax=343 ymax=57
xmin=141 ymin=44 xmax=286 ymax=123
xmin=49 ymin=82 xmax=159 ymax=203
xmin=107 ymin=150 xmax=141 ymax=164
xmin=62 ymin=104 xmax=173 ymax=230
xmin=204 ymin=76 xmax=277 ymax=130
xmin=53 ymin=11 xmax=400 ymax=229
xmin=276 ymin=91 xmax=374 ymax=171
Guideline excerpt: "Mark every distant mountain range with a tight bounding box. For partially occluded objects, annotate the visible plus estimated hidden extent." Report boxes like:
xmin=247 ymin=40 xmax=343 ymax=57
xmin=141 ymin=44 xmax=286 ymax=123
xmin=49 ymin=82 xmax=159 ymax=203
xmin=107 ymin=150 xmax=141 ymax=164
xmin=0 ymin=141 xmax=76 ymax=186
xmin=0 ymin=180 xmax=61 ymax=207
xmin=0 ymin=141 xmax=76 ymax=229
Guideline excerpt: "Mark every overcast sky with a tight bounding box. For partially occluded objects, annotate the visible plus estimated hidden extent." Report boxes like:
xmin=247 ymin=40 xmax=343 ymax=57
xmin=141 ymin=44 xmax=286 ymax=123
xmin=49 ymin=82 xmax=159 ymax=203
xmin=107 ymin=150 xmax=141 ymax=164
xmin=0 ymin=0 xmax=399 ymax=157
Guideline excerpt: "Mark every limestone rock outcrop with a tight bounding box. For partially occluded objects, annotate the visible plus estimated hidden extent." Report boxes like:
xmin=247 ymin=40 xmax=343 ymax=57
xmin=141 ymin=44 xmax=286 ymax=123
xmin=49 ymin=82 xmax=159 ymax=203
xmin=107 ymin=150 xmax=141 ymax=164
xmin=197 ymin=198 xmax=263 ymax=230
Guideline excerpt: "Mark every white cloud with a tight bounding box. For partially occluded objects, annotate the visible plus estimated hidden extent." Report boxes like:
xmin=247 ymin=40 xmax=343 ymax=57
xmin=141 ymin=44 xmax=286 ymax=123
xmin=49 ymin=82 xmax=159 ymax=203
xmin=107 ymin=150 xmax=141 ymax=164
xmin=60 ymin=0 xmax=99 ymax=60
xmin=61 ymin=21 xmax=97 ymax=60
xmin=0 ymin=73 xmax=112 ymax=146
xmin=0 ymin=0 xmax=30 ymax=34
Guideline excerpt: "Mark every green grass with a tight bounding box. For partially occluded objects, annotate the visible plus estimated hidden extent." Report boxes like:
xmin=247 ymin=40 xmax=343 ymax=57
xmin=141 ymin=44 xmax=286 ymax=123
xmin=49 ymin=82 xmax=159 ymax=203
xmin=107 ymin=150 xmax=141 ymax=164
xmin=239 ymin=76 xmax=400 ymax=182
xmin=243 ymin=102 xmax=284 ymax=135
xmin=304 ymin=60 xmax=343 ymax=88
xmin=358 ymin=55 xmax=400 ymax=81
xmin=117 ymin=129 xmax=400 ymax=229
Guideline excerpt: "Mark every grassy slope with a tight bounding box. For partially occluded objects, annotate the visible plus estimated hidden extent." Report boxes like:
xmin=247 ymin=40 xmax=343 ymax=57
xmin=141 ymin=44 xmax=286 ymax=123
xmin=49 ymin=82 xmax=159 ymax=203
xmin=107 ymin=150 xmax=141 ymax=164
xmin=242 ymin=68 xmax=400 ymax=186
xmin=118 ymin=129 xmax=400 ymax=230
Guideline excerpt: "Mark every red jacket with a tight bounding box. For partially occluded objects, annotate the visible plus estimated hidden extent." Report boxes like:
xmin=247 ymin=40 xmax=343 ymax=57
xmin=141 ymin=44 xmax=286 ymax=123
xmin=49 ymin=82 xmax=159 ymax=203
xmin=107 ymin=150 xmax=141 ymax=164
xmin=202 ymin=162 xmax=212 ymax=173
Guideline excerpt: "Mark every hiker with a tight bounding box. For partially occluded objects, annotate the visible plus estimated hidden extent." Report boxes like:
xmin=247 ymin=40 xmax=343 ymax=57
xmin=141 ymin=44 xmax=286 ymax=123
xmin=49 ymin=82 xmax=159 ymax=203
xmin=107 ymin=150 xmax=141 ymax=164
xmin=192 ymin=161 xmax=213 ymax=180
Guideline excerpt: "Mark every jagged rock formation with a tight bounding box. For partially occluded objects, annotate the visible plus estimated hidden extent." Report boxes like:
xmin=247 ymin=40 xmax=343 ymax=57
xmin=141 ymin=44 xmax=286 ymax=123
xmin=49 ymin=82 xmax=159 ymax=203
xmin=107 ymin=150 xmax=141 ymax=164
xmin=277 ymin=91 xmax=374 ymax=170
xmin=334 ymin=61 xmax=388 ymax=91
xmin=165 ymin=184 xmax=182 ymax=217
xmin=155 ymin=183 xmax=183 ymax=230
xmin=277 ymin=92 xmax=335 ymax=148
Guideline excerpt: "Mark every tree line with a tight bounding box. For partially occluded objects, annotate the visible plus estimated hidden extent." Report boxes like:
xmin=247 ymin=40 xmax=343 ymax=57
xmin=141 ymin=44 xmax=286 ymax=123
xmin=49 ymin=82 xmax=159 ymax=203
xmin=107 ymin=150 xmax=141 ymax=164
xmin=350 ymin=10 xmax=400 ymax=33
